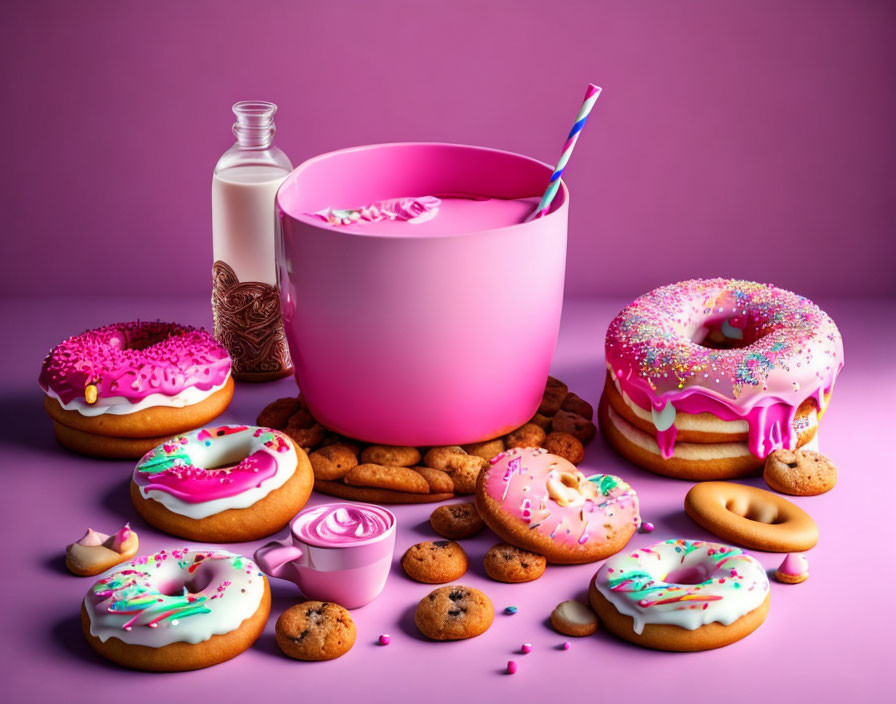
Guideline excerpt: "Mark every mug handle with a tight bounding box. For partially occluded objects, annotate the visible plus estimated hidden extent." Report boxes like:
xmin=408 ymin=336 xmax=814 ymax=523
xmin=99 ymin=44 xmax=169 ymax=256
xmin=254 ymin=539 xmax=303 ymax=581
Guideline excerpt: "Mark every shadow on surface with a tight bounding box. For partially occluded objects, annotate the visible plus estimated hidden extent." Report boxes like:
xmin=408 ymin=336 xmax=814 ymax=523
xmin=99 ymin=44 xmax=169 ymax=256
xmin=42 ymin=552 xmax=71 ymax=576
xmin=49 ymin=613 xmax=122 ymax=671
xmin=396 ymin=601 xmax=429 ymax=642
xmin=0 ymin=392 xmax=57 ymax=453
xmin=101 ymin=476 xmax=136 ymax=521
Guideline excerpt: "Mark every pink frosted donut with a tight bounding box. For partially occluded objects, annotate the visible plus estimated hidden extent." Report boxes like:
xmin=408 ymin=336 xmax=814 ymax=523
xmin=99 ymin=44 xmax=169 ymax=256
xmin=39 ymin=322 xmax=234 ymax=458
xmin=475 ymin=447 xmax=640 ymax=564
xmin=603 ymin=279 xmax=843 ymax=472
xmin=40 ymin=321 xmax=231 ymax=408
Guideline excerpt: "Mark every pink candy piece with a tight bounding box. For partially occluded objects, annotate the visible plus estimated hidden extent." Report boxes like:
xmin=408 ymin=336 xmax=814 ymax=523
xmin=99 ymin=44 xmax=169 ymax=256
xmin=520 ymin=643 xmax=532 ymax=654
xmin=640 ymin=521 xmax=655 ymax=533
xmin=506 ymin=661 xmax=518 ymax=675
xmin=562 ymin=641 xmax=571 ymax=650
xmin=378 ymin=634 xmax=391 ymax=646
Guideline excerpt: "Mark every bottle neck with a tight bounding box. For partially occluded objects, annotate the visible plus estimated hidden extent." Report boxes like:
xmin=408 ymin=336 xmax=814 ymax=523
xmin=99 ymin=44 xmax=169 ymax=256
xmin=232 ymin=100 xmax=277 ymax=150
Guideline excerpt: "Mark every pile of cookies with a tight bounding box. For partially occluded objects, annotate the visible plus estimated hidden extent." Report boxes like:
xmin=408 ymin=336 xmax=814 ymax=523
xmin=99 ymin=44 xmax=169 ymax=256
xmin=257 ymin=376 xmax=597 ymax=503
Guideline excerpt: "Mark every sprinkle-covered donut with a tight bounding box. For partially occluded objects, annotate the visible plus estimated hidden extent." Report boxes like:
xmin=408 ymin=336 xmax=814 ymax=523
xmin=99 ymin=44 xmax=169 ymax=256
xmin=40 ymin=321 xmax=234 ymax=458
xmin=130 ymin=425 xmax=313 ymax=542
xmin=601 ymin=279 xmax=843 ymax=479
xmin=475 ymin=447 xmax=640 ymax=564
xmin=589 ymin=539 xmax=770 ymax=651
xmin=81 ymin=548 xmax=271 ymax=671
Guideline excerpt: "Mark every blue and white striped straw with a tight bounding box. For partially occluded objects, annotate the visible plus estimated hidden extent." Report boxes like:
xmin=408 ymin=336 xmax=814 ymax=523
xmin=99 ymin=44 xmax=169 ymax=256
xmin=531 ymin=83 xmax=602 ymax=220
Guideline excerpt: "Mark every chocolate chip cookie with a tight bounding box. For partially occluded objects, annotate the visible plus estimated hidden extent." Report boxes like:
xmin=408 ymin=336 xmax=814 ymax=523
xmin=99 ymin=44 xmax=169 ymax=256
xmin=764 ymin=448 xmax=837 ymax=496
xmin=483 ymin=543 xmax=546 ymax=583
xmin=543 ymin=431 xmax=585 ymax=465
xmin=415 ymin=585 xmax=494 ymax=640
xmin=429 ymin=502 xmax=484 ymax=540
xmin=275 ymin=601 xmax=356 ymax=661
xmin=401 ymin=541 xmax=468 ymax=583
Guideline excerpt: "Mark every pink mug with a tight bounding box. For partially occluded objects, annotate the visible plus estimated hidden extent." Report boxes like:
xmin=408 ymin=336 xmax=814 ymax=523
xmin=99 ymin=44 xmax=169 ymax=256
xmin=275 ymin=142 xmax=569 ymax=446
xmin=254 ymin=502 xmax=396 ymax=609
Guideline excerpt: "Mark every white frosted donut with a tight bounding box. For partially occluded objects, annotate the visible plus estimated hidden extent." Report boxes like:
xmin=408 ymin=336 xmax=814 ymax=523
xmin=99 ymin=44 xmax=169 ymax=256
xmin=82 ymin=548 xmax=270 ymax=670
xmin=590 ymin=539 xmax=770 ymax=651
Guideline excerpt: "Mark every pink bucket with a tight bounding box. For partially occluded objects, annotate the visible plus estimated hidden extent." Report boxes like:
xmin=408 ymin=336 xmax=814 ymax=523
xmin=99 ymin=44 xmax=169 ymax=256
xmin=276 ymin=142 xmax=568 ymax=446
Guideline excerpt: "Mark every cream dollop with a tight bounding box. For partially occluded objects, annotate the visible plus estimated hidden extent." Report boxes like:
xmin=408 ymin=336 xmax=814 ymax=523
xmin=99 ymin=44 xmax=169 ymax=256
xmin=293 ymin=504 xmax=393 ymax=545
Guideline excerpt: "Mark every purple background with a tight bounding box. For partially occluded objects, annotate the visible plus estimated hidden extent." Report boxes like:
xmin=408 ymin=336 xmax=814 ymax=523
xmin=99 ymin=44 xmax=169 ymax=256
xmin=2 ymin=0 xmax=895 ymax=300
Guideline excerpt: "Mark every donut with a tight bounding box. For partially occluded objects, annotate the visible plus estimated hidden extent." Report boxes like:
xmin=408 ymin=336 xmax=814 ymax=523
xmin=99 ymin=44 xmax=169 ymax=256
xmin=130 ymin=425 xmax=313 ymax=542
xmin=81 ymin=547 xmax=270 ymax=671
xmin=40 ymin=321 xmax=234 ymax=458
xmin=600 ymin=279 xmax=843 ymax=479
xmin=475 ymin=447 xmax=640 ymax=564
xmin=589 ymin=539 xmax=770 ymax=651
xmin=684 ymin=481 xmax=818 ymax=552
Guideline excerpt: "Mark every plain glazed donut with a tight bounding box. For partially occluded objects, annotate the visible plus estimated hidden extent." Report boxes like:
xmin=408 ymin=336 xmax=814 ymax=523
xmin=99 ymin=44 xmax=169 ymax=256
xmin=40 ymin=321 xmax=234 ymax=458
xmin=475 ymin=447 xmax=640 ymax=564
xmin=684 ymin=481 xmax=818 ymax=552
xmin=600 ymin=279 xmax=843 ymax=479
xmin=589 ymin=539 xmax=770 ymax=651
xmin=82 ymin=548 xmax=270 ymax=671
xmin=131 ymin=425 xmax=313 ymax=542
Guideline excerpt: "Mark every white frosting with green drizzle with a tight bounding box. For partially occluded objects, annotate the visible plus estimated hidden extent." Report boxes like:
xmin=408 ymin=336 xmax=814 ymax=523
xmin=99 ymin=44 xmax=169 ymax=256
xmin=593 ymin=539 xmax=769 ymax=634
xmin=84 ymin=548 xmax=265 ymax=647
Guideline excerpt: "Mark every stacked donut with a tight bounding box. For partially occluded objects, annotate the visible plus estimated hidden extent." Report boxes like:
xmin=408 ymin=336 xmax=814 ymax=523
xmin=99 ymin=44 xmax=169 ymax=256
xmin=599 ymin=279 xmax=843 ymax=479
xmin=40 ymin=322 xmax=234 ymax=458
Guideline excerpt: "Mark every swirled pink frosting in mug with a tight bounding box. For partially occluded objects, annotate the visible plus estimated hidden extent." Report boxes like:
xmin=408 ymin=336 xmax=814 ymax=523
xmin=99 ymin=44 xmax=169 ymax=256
xmin=293 ymin=504 xmax=393 ymax=546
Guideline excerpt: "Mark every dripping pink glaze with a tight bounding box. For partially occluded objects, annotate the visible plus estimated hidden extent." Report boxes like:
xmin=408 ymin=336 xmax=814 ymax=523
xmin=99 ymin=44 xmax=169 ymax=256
xmin=482 ymin=447 xmax=640 ymax=549
xmin=778 ymin=553 xmax=809 ymax=576
xmin=133 ymin=427 xmax=292 ymax=503
xmin=39 ymin=321 xmax=231 ymax=405
xmin=292 ymin=504 xmax=394 ymax=546
xmin=605 ymin=279 xmax=844 ymax=459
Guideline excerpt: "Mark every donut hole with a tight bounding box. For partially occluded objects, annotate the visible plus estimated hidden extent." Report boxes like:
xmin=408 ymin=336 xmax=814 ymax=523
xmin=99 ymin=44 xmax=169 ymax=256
xmin=690 ymin=316 xmax=763 ymax=350
xmin=199 ymin=440 xmax=254 ymax=470
xmin=726 ymin=498 xmax=782 ymax=525
xmin=665 ymin=564 xmax=710 ymax=585
xmin=156 ymin=570 xmax=213 ymax=596
xmin=119 ymin=329 xmax=177 ymax=352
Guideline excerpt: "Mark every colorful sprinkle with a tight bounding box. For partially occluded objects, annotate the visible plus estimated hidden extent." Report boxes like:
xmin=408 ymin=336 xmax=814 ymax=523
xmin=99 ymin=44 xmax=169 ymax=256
xmin=504 ymin=606 xmax=518 ymax=615
xmin=378 ymin=634 xmax=391 ymax=646
xmin=506 ymin=660 xmax=518 ymax=675
xmin=520 ymin=643 xmax=532 ymax=654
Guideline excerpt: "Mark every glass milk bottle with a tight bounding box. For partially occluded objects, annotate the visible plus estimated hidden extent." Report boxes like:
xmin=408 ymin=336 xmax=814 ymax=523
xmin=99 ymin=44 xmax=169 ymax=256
xmin=211 ymin=100 xmax=294 ymax=381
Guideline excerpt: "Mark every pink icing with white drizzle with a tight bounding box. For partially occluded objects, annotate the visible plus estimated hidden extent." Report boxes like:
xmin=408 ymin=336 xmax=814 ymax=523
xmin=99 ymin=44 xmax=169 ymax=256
xmin=309 ymin=196 xmax=440 ymax=226
xmin=133 ymin=426 xmax=291 ymax=504
xmin=605 ymin=279 xmax=844 ymax=459
xmin=292 ymin=503 xmax=394 ymax=546
xmin=482 ymin=447 xmax=640 ymax=548
xmin=39 ymin=321 xmax=231 ymax=405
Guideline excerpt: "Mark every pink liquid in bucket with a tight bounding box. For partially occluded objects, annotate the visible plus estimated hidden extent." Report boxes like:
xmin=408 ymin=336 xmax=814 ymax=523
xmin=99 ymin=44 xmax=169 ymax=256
xmin=276 ymin=142 xmax=568 ymax=446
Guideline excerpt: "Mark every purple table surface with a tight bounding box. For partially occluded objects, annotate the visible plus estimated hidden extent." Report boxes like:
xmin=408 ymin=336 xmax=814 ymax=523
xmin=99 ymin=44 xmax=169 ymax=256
xmin=3 ymin=295 xmax=892 ymax=703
